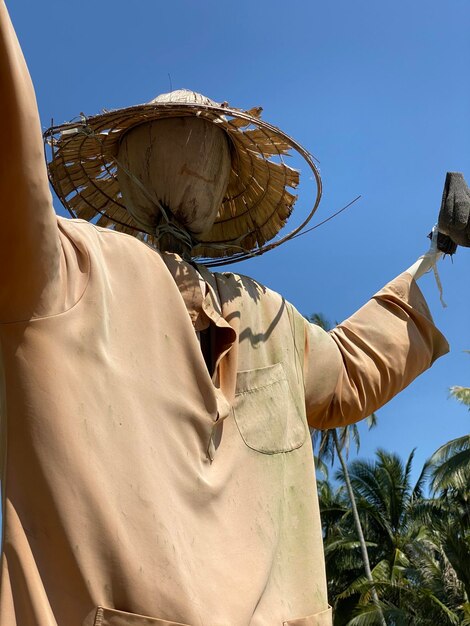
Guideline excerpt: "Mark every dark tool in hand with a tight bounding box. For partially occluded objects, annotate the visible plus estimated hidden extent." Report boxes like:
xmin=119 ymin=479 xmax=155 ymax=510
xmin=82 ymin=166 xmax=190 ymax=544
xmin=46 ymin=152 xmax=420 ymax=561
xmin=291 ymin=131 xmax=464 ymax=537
xmin=432 ymin=172 xmax=470 ymax=254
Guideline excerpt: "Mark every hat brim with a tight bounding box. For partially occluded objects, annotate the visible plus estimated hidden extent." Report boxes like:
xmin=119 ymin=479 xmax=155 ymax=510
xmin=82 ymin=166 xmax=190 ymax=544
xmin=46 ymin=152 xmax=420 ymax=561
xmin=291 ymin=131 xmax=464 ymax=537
xmin=45 ymin=101 xmax=322 ymax=265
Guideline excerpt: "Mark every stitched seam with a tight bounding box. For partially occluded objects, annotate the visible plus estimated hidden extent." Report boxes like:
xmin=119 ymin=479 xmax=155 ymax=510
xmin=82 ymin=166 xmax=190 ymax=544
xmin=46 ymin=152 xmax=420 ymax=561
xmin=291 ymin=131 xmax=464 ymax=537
xmin=235 ymin=379 xmax=283 ymax=396
xmin=94 ymin=607 xmax=104 ymax=626
xmin=233 ymin=363 xmax=307 ymax=454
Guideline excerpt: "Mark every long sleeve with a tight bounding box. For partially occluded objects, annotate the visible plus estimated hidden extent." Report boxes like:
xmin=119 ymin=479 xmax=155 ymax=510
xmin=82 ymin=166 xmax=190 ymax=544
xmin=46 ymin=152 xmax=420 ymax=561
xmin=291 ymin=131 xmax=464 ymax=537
xmin=0 ymin=1 xmax=60 ymax=322
xmin=304 ymin=272 xmax=449 ymax=429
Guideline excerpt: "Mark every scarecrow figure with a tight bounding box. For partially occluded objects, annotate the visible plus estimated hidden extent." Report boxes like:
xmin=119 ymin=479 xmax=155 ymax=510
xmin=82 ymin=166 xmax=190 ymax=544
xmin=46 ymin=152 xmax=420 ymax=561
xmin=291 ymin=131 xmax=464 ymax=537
xmin=1 ymin=3 xmax=465 ymax=626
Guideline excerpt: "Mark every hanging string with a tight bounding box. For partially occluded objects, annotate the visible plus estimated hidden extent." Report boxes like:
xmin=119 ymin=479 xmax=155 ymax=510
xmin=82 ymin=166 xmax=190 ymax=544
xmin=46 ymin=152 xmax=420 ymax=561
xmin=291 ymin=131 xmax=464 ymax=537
xmin=430 ymin=226 xmax=447 ymax=308
xmin=288 ymin=195 xmax=361 ymax=241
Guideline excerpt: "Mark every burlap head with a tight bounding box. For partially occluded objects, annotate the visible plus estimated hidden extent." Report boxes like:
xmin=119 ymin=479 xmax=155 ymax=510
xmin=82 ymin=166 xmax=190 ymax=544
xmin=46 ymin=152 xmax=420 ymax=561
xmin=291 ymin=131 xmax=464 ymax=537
xmin=45 ymin=90 xmax=322 ymax=265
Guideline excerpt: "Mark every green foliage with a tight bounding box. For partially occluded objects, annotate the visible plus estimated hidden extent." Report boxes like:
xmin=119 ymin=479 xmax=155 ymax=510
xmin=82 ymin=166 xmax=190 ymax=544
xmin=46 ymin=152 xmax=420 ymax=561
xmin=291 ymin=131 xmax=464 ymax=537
xmin=429 ymin=435 xmax=470 ymax=492
xmin=449 ymin=385 xmax=470 ymax=407
xmin=309 ymin=320 xmax=470 ymax=623
xmin=319 ymin=446 xmax=470 ymax=624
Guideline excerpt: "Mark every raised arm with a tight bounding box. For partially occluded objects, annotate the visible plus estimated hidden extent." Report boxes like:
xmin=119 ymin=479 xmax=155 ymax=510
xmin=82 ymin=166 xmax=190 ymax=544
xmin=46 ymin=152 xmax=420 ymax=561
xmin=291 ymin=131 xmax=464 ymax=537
xmin=304 ymin=272 xmax=449 ymax=429
xmin=0 ymin=1 xmax=59 ymax=321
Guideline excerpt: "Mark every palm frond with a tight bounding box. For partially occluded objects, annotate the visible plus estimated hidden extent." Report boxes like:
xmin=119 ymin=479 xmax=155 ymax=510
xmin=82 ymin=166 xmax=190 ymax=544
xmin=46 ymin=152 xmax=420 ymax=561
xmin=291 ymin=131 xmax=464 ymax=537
xmin=306 ymin=312 xmax=331 ymax=331
xmin=449 ymin=385 xmax=470 ymax=408
xmin=430 ymin=443 xmax=470 ymax=493
xmin=430 ymin=435 xmax=470 ymax=464
xmin=365 ymin=412 xmax=378 ymax=430
xmin=412 ymin=458 xmax=432 ymax=500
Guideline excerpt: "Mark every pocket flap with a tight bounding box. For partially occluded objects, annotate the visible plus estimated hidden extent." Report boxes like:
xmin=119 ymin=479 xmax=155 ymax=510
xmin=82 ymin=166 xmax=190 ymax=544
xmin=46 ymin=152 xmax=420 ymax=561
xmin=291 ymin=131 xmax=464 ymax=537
xmin=94 ymin=606 xmax=190 ymax=626
xmin=283 ymin=606 xmax=333 ymax=626
xmin=234 ymin=362 xmax=306 ymax=454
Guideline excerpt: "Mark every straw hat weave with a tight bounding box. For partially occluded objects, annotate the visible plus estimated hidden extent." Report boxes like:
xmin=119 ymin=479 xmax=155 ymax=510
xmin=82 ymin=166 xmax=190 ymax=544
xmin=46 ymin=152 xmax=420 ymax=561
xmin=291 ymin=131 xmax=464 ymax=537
xmin=45 ymin=90 xmax=322 ymax=265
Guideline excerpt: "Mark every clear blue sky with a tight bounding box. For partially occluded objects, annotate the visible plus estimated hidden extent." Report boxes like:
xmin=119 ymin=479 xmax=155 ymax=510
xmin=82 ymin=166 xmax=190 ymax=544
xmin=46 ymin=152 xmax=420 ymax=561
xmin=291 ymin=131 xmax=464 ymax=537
xmin=9 ymin=0 xmax=470 ymax=479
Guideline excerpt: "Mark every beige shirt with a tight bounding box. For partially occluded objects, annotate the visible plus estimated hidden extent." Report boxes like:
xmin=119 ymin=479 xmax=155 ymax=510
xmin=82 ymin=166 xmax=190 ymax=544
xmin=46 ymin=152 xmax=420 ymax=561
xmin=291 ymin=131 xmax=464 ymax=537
xmin=0 ymin=217 xmax=449 ymax=626
xmin=0 ymin=5 xmax=449 ymax=625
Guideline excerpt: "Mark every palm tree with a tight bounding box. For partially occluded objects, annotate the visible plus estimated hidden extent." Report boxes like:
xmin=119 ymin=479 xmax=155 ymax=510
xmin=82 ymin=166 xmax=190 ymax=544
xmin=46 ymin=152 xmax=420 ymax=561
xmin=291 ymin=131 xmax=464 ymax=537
xmin=449 ymin=352 xmax=470 ymax=409
xmin=449 ymin=384 xmax=470 ymax=406
xmin=317 ymin=478 xmax=373 ymax=623
xmin=316 ymin=349 xmax=470 ymax=624
xmin=333 ymin=450 xmax=424 ymax=621
xmin=421 ymin=371 xmax=470 ymax=621
xmin=339 ymin=449 xmax=427 ymax=571
xmin=338 ymin=450 xmax=469 ymax=625
xmin=428 ymin=434 xmax=470 ymax=493
xmin=429 ymin=357 xmax=470 ymax=493
xmin=308 ymin=313 xmax=386 ymax=626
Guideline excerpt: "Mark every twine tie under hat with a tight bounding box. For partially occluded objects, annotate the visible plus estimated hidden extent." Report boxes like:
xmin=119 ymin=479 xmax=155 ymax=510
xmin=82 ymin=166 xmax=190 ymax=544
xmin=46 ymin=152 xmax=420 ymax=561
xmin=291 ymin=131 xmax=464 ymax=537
xmin=45 ymin=89 xmax=322 ymax=266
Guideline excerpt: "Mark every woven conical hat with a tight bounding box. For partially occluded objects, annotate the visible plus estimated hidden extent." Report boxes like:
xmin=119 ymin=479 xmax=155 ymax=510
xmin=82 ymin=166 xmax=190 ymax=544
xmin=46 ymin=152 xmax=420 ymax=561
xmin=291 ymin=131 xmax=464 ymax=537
xmin=45 ymin=90 xmax=322 ymax=265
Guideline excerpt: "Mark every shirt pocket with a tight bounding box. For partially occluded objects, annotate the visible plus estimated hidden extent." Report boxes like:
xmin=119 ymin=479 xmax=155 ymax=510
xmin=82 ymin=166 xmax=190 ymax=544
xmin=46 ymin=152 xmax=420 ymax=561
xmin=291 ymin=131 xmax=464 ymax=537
xmin=93 ymin=606 xmax=190 ymax=626
xmin=283 ymin=606 xmax=333 ymax=625
xmin=233 ymin=362 xmax=306 ymax=454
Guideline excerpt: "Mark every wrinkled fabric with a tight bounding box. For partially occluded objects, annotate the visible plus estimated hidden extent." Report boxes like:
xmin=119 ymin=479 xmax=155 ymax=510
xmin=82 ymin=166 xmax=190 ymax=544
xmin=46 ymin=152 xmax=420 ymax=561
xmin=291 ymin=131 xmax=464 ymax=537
xmin=0 ymin=218 xmax=448 ymax=626
xmin=0 ymin=3 xmax=449 ymax=624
